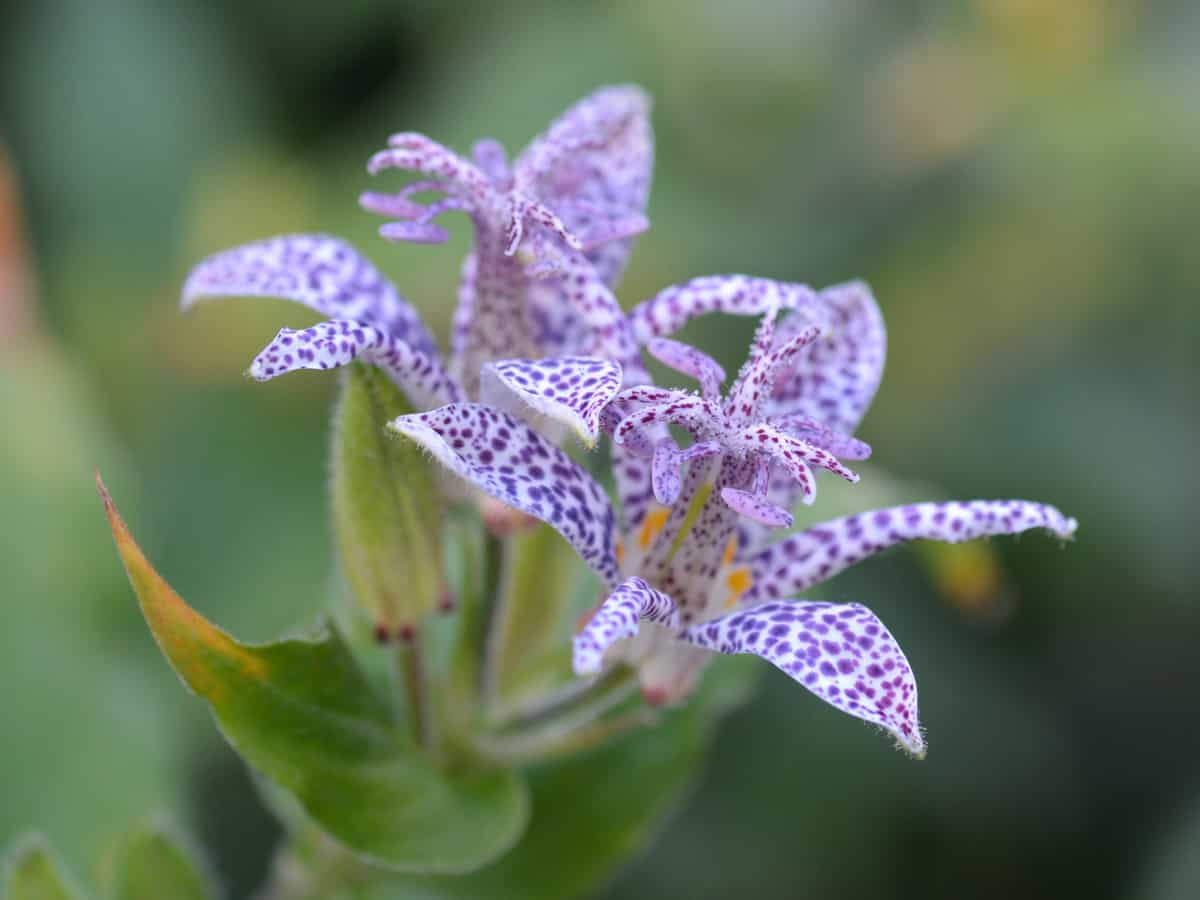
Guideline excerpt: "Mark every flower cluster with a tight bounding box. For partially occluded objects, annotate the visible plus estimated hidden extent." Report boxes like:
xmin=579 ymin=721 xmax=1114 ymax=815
xmin=182 ymin=86 xmax=1076 ymax=757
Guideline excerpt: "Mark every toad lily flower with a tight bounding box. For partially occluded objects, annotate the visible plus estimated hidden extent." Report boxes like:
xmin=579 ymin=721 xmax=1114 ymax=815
xmin=362 ymin=84 xmax=652 ymax=396
xmin=179 ymin=85 xmax=652 ymax=410
xmin=391 ymin=277 xmax=1077 ymax=757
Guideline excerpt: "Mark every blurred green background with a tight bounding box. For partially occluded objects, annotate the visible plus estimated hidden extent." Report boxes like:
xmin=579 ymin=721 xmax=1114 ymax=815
xmin=2 ymin=0 xmax=1198 ymax=897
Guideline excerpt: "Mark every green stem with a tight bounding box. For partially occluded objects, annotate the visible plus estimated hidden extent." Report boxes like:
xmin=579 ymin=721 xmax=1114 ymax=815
xmin=397 ymin=633 xmax=433 ymax=751
xmin=477 ymin=531 xmax=506 ymax=701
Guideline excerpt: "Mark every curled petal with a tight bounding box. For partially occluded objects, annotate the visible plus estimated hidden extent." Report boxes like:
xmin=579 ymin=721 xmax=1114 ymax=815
xmin=573 ymin=577 xmax=679 ymax=675
xmin=379 ymin=221 xmax=451 ymax=245
xmin=613 ymin=394 xmax=724 ymax=446
xmin=250 ymin=319 xmax=462 ymax=411
xmin=181 ymin=234 xmax=438 ymax=358
xmin=358 ymin=181 xmax=447 ymax=217
xmin=731 ymin=424 xmax=859 ymax=491
xmin=746 ymin=500 xmax=1079 ymax=602
xmin=646 ymin=337 xmax=726 ymax=400
xmin=771 ymin=413 xmax=872 ymax=460
xmin=628 ymin=275 xmax=817 ymax=344
xmin=721 ymin=487 xmax=793 ymax=528
xmin=652 ymin=439 xmax=722 ymax=506
xmin=679 ymin=600 xmax=924 ymax=756
xmin=479 ymin=356 xmax=623 ymax=445
xmin=767 ymin=280 xmax=887 ymax=435
xmin=369 ymin=133 xmax=494 ymax=208
xmin=390 ymin=404 xmax=621 ymax=587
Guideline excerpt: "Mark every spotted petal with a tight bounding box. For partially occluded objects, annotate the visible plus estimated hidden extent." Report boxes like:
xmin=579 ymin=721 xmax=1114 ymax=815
xmin=628 ymin=275 xmax=818 ymax=344
xmin=479 ymin=357 xmax=623 ymax=445
xmin=745 ymin=500 xmax=1079 ymax=603
xmin=181 ymin=234 xmax=438 ymax=358
xmin=514 ymin=85 xmax=653 ymax=287
xmin=250 ymin=319 xmax=461 ymax=410
xmin=766 ymin=280 xmax=887 ymax=434
xmin=679 ymin=600 xmax=924 ymax=756
xmin=573 ymin=577 xmax=679 ymax=676
xmin=389 ymin=404 xmax=620 ymax=587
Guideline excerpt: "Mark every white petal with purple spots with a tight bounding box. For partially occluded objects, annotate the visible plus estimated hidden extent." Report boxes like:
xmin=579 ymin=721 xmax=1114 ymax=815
xmin=678 ymin=600 xmax=925 ymax=756
xmin=181 ymin=234 xmax=438 ymax=359
xmin=628 ymin=275 xmax=818 ymax=343
xmin=250 ymin=319 xmax=461 ymax=411
xmin=573 ymin=577 xmax=679 ymax=676
xmin=389 ymin=404 xmax=620 ymax=587
xmin=745 ymin=500 xmax=1079 ymax=602
xmin=479 ymin=356 xmax=623 ymax=445
xmin=766 ymin=280 xmax=887 ymax=435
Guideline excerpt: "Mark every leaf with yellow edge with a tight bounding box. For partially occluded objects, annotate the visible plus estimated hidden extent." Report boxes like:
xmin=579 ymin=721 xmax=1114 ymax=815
xmin=98 ymin=473 xmax=529 ymax=875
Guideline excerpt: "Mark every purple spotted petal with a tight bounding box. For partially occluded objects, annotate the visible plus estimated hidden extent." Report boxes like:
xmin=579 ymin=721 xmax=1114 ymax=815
xmin=526 ymin=243 xmax=646 ymax=379
xmin=628 ymin=275 xmax=818 ymax=344
xmin=612 ymin=391 xmax=723 ymax=447
xmin=679 ymin=601 xmax=924 ymax=756
xmin=646 ymin=337 xmax=726 ymax=400
xmin=368 ymin=133 xmax=494 ymax=207
xmin=573 ymin=577 xmax=679 ymax=675
xmin=652 ymin=440 xmax=722 ymax=505
xmin=771 ymin=414 xmax=872 ymax=460
xmin=249 ymin=319 xmax=462 ymax=410
xmin=479 ymin=356 xmax=623 ymax=445
xmin=730 ymin=424 xmax=859 ymax=498
xmin=766 ymin=280 xmax=887 ymax=435
xmin=726 ymin=318 xmax=822 ymax=425
xmin=181 ymin=234 xmax=438 ymax=359
xmin=746 ymin=500 xmax=1079 ymax=603
xmin=721 ymin=487 xmax=793 ymax=528
xmin=514 ymin=85 xmax=653 ymax=287
xmin=389 ymin=404 xmax=620 ymax=587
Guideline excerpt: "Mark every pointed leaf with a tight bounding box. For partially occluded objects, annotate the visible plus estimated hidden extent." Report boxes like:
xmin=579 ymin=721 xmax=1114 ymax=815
xmin=332 ymin=363 xmax=447 ymax=640
xmin=98 ymin=475 xmax=529 ymax=874
xmin=107 ymin=819 xmax=218 ymax=900
xmin=3 ymin=835 xmax=86 ymax=900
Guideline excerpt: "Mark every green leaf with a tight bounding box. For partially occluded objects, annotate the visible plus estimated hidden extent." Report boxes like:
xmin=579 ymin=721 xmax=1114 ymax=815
xmin=331 ymin=363 xmax=446 ymax=641
xmin=3 ymin=835 xmax=86 ymax=900
xmin=371 ymin=658 xmax=760 ymax=900
xmin=106 ymin=819 xmax=217 ymax=900
xmin=99 ymin=475 xmax=529 ymax=875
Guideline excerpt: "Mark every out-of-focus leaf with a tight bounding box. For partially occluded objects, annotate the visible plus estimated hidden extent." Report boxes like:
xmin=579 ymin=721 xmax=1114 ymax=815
xmin=2 ymin=835 xmax=86 ymax=900
xmin=371 ymin=659 xmax=756 ymax=899
xmin=487 ymin=526 xmax=590 ymax=719
xmin=332 ymin=363 xmax=446 ymax=640
xmin=99 ymin=475 xmax=529 ymax=875
xmin=106 ymin=818 xmax=218 ymax=900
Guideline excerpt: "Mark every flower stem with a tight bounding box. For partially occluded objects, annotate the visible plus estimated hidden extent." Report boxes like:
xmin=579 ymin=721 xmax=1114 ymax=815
xmin=397 ymin=632 xmax=433 ymax=750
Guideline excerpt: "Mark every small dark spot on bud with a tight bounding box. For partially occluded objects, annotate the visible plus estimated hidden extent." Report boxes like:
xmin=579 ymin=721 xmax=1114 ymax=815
xmin=397 ymin=624 xmax=417 ymax=644
xmin=373 ymin=623 xmax=391 ymax=644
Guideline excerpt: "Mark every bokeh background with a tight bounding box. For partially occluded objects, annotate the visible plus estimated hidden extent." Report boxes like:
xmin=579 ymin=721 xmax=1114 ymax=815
xmin=2 ymin=1 xmax=1198 ymax=897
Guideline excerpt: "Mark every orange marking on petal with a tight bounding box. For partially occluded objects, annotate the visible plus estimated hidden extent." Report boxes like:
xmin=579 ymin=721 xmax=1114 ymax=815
xmin=723 ymin=567 xmax=754 ymax=609
xmin=721 ymin=536 xmax=738 ymax=568
xmin=638 ymin=506 xmax=671 ymax=550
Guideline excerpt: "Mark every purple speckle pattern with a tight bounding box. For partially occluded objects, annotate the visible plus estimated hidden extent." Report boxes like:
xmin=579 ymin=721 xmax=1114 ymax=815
xmin=745 ymin=500 xmax=1079 ymax=603
xmin=573 ymin=576 xmax=679 ymax=675
xmin=607 ymin=325 xmax=860 ymax=527
xmin=628 ymin=275 xmax=817 ymax=344
xmin=765 ymin=280 xmax=886 ymax=435
xmin=249 ymin=319 xmax=461 ymax=410
xmin=181 ymin=234 xmax=438 ymax=359
xmin=479 ymin=356 xmax=623 ymax=444
xmin=679 ymin=600 xmax=925 ymax=757
xmin=652 ymin=440 xmax=722 ymax=506
xmin=513 ymin=84 xmax=654 ymax=287
xmin=363 ymin=87 xmax=653 ymax=394
xmin=646 ymin=337 xmax=725 ymax=399
xmin=389 ymin=403 xmax=620 ymax=588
